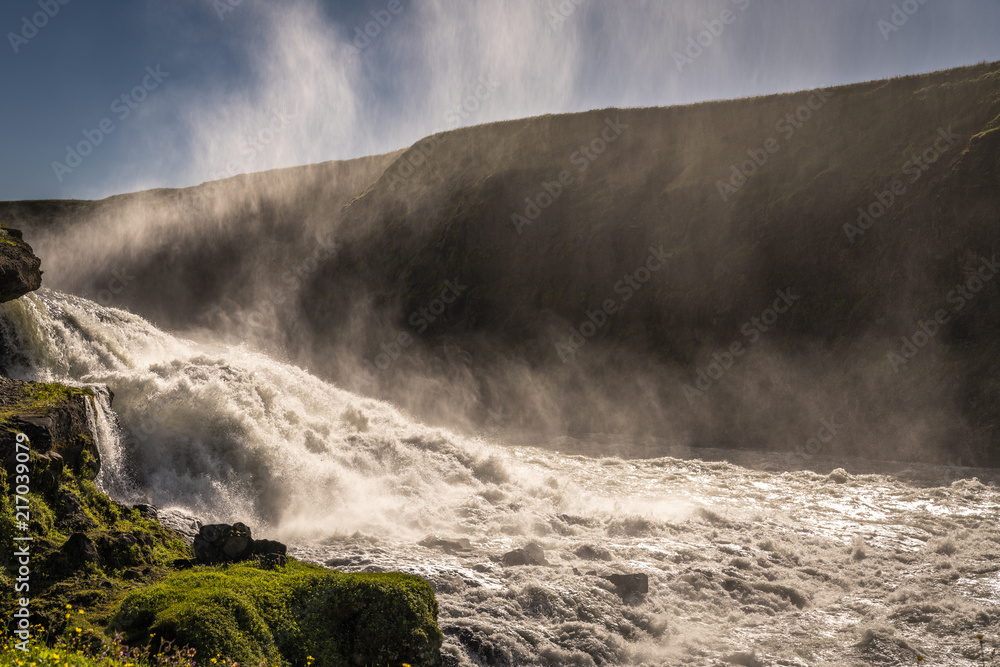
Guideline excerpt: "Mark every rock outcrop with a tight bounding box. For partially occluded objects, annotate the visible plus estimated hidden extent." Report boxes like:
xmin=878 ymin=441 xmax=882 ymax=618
xmin=603 ymin=573 xmax=649 ymax=598
xmin=0 ymin=225 xmax=41 ymax=303
xmin=0 ymin=377 xmax=102 ymax=478
xmin=500 ymin=542 xmax=548 ymax=566
xmin=191 ymin=521 xmax=288 ymax=567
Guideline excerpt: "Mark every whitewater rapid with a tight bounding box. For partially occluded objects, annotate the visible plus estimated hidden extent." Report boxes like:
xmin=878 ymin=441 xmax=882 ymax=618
xmin=2 ymin=289 xmax=998 ymax=666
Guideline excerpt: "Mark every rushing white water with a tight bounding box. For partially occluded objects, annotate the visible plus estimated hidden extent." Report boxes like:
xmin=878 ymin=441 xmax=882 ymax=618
xmin=2 ymin=288 xmax=999 ymax=666
xmin=0 ymin=288 xmax=518 ymax=539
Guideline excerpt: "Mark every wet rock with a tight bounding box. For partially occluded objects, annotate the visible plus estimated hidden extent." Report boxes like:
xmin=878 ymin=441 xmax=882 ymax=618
xmin=723 ymin=651 xmax=764 ymax=667
xmin=252 ymin=539 xmax=288 ymax=557
xmin=0 ymin=226 xmax=42 ymax=303
xmin=62 ymin=532 xmax=99 ymax=567
xmin=575 ymin=544 xmax=613 ymax=561
xmin=498 ymin=543 xmax=549 ymax=566
xmin=419 ymin=535 xmax=472 ymax=554
xmin=500 ymin=548 xmax=537 ymax=566
xmin=522 ymin=542 xmax=547 ymax=564
xmin=829 ymin=468 xmax=850 ymax=483
xmin=603 ymin=573 xmax=649 ymax=597
xmin=193 ymin=522 xmax=286 ymax=565
xmin=156 ymin=508 xmax=202 ymax=541
xmin=556 ymin=513 xmax=593 ymax=527
xmin=325 ymin=557 xmax=354 ymax=567
xmin=173 ymin=558 xmax=197 ymax=569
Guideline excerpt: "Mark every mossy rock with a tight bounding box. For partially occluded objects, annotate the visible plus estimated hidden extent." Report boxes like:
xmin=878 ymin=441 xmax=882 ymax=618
xmin=1 ymin=381 xmax=441 ymax=666
xmin=111 ymin=560 xmax=443 ymax=667
xmin=1 ymin=407 xmax=192 ymax=632
xmin=0 ymin=378 xmax=101 ymax=478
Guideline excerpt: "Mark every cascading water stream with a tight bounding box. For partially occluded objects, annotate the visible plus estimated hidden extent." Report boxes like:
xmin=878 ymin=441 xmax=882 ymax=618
xmin=0 ymin=287 xmax=517 ymax=540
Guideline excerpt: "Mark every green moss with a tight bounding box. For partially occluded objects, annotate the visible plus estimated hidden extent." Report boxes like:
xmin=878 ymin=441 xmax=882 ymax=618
xmin=112 ymin=560 xmax=442 ymax=667
xmin=0 ymin=225 xmax=20 ymax=247
xmin=22 ymin=383 xmax=95 ymax=409
xmin=0 ymin=382 xmax=95 ymax=433
xmin=1 ymin=427 xmax=192 ymax=636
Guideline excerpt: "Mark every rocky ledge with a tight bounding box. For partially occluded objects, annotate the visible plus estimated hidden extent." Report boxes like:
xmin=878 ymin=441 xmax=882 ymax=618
xmin=0 ymin=225 xmax=41 ymax=302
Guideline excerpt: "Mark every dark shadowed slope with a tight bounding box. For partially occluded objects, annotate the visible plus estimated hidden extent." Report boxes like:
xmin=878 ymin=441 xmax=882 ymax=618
xmin=3 ymin=61 xmax=1000 ymax=466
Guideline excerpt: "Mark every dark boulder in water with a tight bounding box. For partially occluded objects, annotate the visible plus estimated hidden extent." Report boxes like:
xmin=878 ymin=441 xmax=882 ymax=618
xmin=575 ymin=544 xmax=613 ymax=561
xmin=192 ymin=522 xmax=287 ymax=565
xmin=603 ymin=573 xmax=649 ymax=597
xmin=252 ymin=538 xmax=288 ymax=556
xmin=500 ymin=543 xmax=548 ymax=566
xmin=522 ymin=542 xmax=547 ymax=564
xmin=419 ymin=535 xmax=472 ymax=554
xmin=500 ymin=548 xmax=536 ymax=566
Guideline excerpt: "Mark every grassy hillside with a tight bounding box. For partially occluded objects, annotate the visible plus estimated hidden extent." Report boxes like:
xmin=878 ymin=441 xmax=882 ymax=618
xmin=3 ymin=61 xmax=1000 ymax=466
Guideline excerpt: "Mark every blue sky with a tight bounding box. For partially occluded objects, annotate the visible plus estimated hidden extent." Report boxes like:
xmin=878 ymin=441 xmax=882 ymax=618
xmin=2 ymin=0 xmax=998 ymax=201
